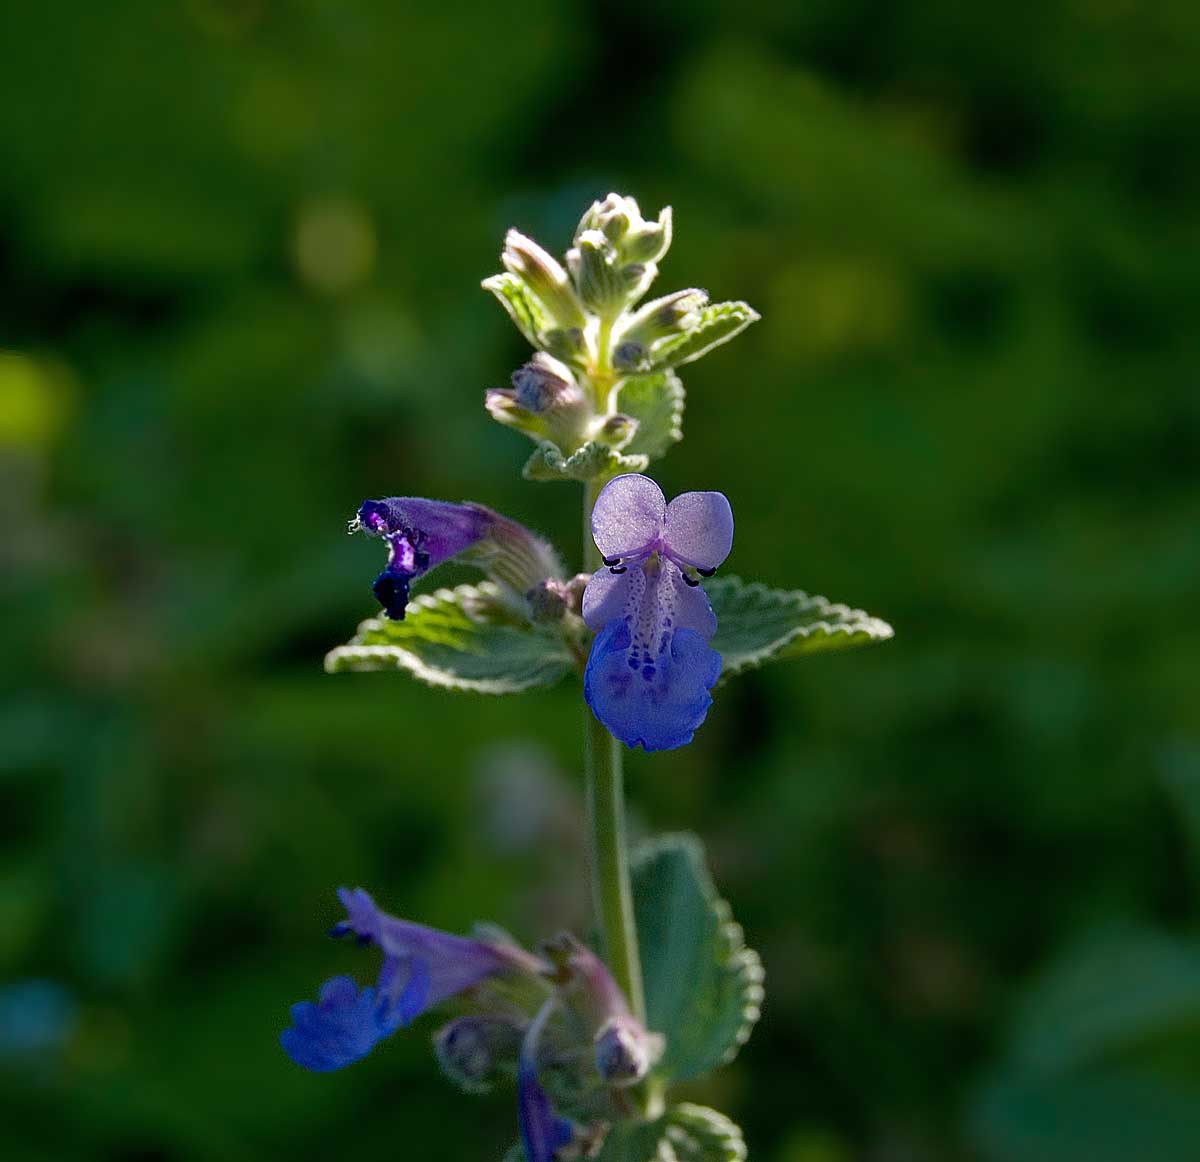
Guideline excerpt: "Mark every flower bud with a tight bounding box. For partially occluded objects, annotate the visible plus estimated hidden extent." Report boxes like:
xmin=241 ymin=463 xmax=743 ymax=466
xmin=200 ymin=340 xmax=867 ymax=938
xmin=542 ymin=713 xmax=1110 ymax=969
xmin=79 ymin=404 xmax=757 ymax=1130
xmin=619 ymin=288 xmax=709 ymax=348
xmin=511 ymin=354 xmax=580 ymax=414
xmin=612 ymin=340 xmax=651 ymax=374
xmin=542 ymin=326 xmax=588 ymax=368
xmin=566 ymin=230 xmax=626 ymax=317
xmin=595 ymin=413 xmax=637 ymax=450
xmin=486 ymin=354 xmax=593 ymax=455
xmin=502 ymin=230 xmax=587 ymax=330
xmin=622 ymin=205 xmax=672 ymax=265
xmin=434 ymin=1014 xmax=523 ymax=1093
xmin=576 ymin=194 xmax=672 ymax=266
xmin=526 ymin=577 xmax=571 ymax=624
xmin=594 ymin=1015 xmax=660 ymax=1087
xmin=576 ymin=192 xmax=636 ymax=241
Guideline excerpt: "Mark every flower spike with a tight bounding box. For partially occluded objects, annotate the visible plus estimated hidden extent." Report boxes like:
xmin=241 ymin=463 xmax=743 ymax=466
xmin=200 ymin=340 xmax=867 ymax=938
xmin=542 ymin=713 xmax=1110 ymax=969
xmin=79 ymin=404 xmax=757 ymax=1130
xmin=582 ymin=474 xmax=733 ymax=751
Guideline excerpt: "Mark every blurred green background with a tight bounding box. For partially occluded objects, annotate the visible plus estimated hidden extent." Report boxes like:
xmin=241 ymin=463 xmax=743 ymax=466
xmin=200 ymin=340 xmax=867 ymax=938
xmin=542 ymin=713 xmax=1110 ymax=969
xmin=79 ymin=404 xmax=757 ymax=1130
xmin=3 ymin=1 xmax=1199 ymax=1159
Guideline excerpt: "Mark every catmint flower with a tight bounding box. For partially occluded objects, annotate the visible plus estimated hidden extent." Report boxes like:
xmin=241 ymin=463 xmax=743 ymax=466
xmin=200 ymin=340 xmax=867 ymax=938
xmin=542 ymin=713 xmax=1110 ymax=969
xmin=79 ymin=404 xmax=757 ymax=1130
xmin=281 ymin=888 xmax=547 ymax=1073
xmin=582 ymin=474 xmax=733 ymax=752
xmin=352 ymin=497 xmax=561 ymax=620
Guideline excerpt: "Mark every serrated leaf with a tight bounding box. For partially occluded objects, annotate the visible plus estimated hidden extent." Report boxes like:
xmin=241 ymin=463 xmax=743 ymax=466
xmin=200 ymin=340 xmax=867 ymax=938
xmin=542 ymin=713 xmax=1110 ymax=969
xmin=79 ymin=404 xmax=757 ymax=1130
xmin=483 ymin=272 xmax=548 ymax=348
xmin=324 ymin=582 xmax=575 ymax=694
xmin=706 ymin=576 xmax=893 ymax=680
xmin=632 ymin=834 xmax=763 ymax=1084
xmin=505 ymin=1104 xmax=745 ymax=1162
xmin=615 ymin=371 xmax=685 ymax=460
xmin=522 ymin=439 xmax=649 ymax=484
xmin=650 ymin=302 xmax=758 ymax=369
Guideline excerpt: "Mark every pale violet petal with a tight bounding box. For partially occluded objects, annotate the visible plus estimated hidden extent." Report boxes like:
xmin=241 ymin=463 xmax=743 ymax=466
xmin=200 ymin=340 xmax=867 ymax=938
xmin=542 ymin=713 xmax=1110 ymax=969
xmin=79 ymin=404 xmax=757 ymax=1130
xmin=663 ymin=491 xmax=734 ymax=570
xmin=666 ymin=564 xmax=717 ymax=638
xmin=581 ymin=566 xmax=641 ymax=631
xmin=591 ymin=473 xmax=664 ymax=560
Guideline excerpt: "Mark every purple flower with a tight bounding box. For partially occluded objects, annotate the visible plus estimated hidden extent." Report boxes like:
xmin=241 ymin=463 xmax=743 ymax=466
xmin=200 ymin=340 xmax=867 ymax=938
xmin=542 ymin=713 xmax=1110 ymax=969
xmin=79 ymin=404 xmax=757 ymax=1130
xmin=281 ymin=888 xmax=546 ymax=1073
xmin=353 ymin=498 xmax=492 ymax=620
xmin=582 ymin=474 xmax=733 ymax=751
xmin=517 ymin=1002 xmax=575 ymax=1162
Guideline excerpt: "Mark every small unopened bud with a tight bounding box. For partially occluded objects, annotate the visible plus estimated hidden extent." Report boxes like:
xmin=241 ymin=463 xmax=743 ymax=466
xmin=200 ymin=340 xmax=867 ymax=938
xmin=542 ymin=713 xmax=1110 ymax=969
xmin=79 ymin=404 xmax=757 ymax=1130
xmin=511 ymin=354 xmax=580 ymax=414
xmin=576 ymin=193 xmax=637 ymax=242
xmin=621 ymin=288 xmax=709 ymax=348
xmin=526 ymin=578 xmax=571 ymax=624
xmin=594 ymin=1016 xmax=661 ymax=1086
xmin=543 ymin=326 xmax=588 ymax=367
xmin=434 ymin=1015 xmax=523 ymax=1093
xmin=622 ymin=206 xmax=672 ymax=265
xmin=502 ymin=230 xmax=587 ymax=329
xmin=612 ymin=341 xmax=651 ymax=374
xmin=596 ymin=413 xmax=637 ymax=450
xmin=567 ymin=230 xmax=626 ymax=316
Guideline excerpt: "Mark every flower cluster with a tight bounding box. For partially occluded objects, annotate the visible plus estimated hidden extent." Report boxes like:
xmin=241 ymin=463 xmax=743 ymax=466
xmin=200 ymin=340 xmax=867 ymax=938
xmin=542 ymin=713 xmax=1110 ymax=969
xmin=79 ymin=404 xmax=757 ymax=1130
xmin=282 ymin=892 xmax=660 ymax=1160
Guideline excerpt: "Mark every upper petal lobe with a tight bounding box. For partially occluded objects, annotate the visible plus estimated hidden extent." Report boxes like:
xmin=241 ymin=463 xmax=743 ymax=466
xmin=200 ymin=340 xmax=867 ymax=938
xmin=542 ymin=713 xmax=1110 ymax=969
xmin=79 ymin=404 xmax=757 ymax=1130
xmin=591 ymin=474 xmax=664 ymax=560
xmin=663 ymin=490 xmax=734 ymax=570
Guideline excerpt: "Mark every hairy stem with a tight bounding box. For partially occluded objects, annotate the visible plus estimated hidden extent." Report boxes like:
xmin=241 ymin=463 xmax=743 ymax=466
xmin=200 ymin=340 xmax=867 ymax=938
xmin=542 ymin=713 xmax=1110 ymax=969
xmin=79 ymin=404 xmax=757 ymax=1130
xmin=583 ymin=478 xmax=646 ymax=1024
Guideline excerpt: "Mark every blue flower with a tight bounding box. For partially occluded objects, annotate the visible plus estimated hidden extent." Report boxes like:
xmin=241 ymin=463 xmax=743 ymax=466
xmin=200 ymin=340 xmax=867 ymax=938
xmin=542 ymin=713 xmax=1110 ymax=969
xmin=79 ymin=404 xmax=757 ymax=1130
xmin=281 ymin=888 xmax=546 ymax=1072
xmin=582 ymin=474 xmax=733 ymax=751
xmin=517 ymin=1002 xmax=576 ymax=1162
xmin=353 ymin=498 xmax=491 ymax=620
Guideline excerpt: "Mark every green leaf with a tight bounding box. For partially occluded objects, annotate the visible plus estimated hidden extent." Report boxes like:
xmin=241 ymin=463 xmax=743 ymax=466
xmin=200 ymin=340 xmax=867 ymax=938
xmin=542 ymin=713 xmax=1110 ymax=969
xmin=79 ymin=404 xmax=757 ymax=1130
xmin=631 ymin=834 xmax=763 ymax=1084
xmin=970 ymin=1072 xmax=1200 ymax=1162
xmin=651 ymin=301 xmax=759 ymax=369
xmin=522 ymin=439 xmax=649 ymax=484
xmin=615 ymin=371 xmax=685 ymax=460
xmin=512 ymin=1104 xmax=746 ymax=1162
xmin=707 ymin=576 xmax=894 ymax=680
xmin=1008 ymin=927 xmax=1200 ymax=1074
xmin=482 ymin=272 xmax=547 ymax=348
xmin=324 ymin=582 xmax=575 ymax=694
xmin=596 ymin=1104 xmax=747 ymax=1162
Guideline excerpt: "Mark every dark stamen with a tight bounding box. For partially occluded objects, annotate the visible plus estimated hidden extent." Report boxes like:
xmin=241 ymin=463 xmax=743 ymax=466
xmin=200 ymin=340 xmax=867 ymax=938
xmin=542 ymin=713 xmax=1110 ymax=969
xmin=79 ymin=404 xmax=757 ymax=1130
xmin=697 ymin=567 xmax=716 ymax=577
xmin=602 ymin=555 xmax=621 ymax=567
xmin=682 ymin=573 xmax=701 ymax=587
xmin=609 ymin=565 xmax=627 ymax=575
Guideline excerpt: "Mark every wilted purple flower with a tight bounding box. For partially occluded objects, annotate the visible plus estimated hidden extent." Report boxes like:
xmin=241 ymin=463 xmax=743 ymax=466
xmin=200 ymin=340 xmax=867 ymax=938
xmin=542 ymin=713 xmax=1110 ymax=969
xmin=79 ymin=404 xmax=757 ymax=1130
xmin=582 ymin=474 xmax=733 ymax=751
xmin=352 ymin=497 xmax=561 ymax=620
xmin=281 ymin=888 xmax=546 ymax=1073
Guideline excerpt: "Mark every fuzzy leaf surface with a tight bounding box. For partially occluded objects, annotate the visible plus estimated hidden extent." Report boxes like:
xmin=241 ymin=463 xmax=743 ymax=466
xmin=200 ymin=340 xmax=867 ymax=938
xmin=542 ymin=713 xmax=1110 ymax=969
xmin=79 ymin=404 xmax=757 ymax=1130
xmin=523 ymin=439 xmax=649 ymax=484
xmin=650 ymin=301 xmax=758 ymax=369
xmin=324 ymin=582 xmax=574 ymax=693
xmin=615 ymin=371 xmax=685 ymax=460
xmin=483 ymin=272 xmax=547 ymax=347
xmin=707 ymin=577 xmax=893 ymax=680
xmin=631 ymin=834 xmax=763 ymax=1084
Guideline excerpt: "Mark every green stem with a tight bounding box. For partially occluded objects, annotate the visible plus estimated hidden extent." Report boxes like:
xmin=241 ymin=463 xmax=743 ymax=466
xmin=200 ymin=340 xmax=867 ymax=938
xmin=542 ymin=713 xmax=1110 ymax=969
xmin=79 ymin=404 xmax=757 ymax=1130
xmin=583 ymin=479 xmax=646 ymax=1023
